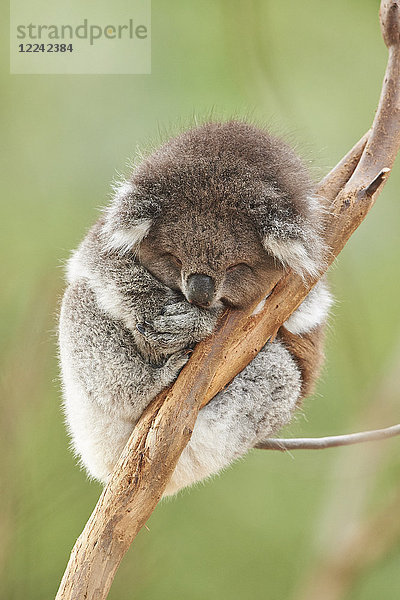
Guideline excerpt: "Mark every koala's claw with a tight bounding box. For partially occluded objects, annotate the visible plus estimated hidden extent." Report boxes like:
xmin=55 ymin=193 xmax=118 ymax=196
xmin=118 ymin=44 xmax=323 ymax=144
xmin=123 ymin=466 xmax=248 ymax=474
xmin=136 ymin=323 xmax=146 ymax=335
xmin=163 ymin=350 xmax=190 ymax=377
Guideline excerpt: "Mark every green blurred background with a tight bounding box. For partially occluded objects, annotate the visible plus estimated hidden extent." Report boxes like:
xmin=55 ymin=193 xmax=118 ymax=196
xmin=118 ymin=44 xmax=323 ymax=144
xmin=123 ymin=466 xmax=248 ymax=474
xmin=1 ymin=1 xmax=400 ymax=598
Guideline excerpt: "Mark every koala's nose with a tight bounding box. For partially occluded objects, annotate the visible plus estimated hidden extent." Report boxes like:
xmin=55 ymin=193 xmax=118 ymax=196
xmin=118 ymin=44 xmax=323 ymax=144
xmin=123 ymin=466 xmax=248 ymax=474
xmin=186 ymin=274 xmax=215 ymax=308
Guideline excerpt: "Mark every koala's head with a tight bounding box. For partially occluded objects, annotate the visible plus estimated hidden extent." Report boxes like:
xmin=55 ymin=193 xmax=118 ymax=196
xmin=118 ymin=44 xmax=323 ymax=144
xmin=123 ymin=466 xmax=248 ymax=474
xmin=101 ymin=121 xmax=326 ymax=310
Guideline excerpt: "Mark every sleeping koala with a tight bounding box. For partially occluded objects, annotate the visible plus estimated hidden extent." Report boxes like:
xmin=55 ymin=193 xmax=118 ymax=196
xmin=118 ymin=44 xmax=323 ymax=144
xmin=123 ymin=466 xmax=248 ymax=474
xmin=58 ymin=121 xmax=332 ymax=495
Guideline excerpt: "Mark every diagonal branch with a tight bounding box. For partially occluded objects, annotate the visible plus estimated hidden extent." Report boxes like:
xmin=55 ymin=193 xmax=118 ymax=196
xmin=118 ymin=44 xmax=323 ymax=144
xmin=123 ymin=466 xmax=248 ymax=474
xmin=55 ymin=2 xmax=400 ymax=599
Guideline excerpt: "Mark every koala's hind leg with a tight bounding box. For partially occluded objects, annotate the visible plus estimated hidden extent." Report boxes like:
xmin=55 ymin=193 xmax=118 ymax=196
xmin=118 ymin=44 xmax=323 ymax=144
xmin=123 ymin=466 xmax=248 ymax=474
xmin=278 ymin=324 xmax=326 ymax=400
xmin=163 ymin=340 xmax=301 ymax=496
xmin=280 ymin=278 xmax=331 ymax=398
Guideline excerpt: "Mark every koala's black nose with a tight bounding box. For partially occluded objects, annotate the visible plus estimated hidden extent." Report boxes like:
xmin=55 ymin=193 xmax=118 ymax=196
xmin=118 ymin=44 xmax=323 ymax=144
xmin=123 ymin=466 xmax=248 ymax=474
xmin=186 ymin=274 xmax=215 ymax=307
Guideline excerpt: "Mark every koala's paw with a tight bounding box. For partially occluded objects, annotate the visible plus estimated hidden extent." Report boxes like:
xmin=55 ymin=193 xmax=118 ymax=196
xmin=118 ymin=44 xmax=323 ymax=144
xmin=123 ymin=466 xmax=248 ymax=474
xmin=160 ymin=349 xmax=191 ymax=383
xmin=137 ymin=299 xmax=219 ymax=352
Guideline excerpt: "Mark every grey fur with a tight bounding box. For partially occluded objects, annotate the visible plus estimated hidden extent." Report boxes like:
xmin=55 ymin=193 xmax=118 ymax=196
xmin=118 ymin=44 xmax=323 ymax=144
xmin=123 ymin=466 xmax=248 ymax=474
xmin=59 ymin=120 xmax=331 ymax=494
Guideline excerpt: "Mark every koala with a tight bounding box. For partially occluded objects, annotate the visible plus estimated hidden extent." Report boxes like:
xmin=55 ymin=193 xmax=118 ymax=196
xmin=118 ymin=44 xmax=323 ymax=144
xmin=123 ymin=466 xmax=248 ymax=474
xmin=58 ymin=121 xmax=332 ymax=496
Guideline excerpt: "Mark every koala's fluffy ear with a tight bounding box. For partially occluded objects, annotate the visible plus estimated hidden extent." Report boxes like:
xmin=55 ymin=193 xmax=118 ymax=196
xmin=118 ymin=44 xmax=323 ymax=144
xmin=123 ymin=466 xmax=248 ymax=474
xmin=101 ymin=180 xmax=158 ymax=254
xmin=249 ymin=187 xmax=327 ymax=279
xmin=263 ymin=228 xmax=325 ymax=279
xmin=261 ymin=207 xmax=327 ymax=279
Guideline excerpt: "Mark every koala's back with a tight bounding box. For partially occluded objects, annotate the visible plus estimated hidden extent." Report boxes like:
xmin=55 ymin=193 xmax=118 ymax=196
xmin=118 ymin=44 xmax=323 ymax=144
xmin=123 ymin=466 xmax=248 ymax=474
xmin=60 ymin=280 xmax=160 ymax=479
xmin=60 ymin=280 xmax=155 ymax=420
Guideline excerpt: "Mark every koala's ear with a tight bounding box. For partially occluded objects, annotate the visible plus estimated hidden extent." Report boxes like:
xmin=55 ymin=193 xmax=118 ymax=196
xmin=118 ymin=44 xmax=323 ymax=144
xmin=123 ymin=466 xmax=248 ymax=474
xmin=263 ymin=232 xmax=324 ymax=278
xmin=258 ymin=194 xmax=327 ymax=279
xmin=101 ymin=180 xmax=158 ymax=254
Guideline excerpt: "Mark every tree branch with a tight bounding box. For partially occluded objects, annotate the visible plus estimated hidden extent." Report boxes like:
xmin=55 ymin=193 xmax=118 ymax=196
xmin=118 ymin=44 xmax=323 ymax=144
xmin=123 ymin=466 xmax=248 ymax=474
xmin=256 ymin=424 xmax=400 ymax=451
xmin=55 ymin=2 xmax=400 ymax=599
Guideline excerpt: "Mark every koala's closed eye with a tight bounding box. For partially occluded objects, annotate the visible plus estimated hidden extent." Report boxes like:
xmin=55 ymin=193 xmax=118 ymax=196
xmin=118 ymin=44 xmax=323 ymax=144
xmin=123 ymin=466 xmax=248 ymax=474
xmin=163 ymin=253 xmax=182 ymax=268
xmin=226 ymin=262 xmax=252 ymax=273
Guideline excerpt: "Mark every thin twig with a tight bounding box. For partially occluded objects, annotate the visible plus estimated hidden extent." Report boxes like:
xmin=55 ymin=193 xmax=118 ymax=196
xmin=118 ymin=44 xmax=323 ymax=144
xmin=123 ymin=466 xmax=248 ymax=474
xmin=256 ymin=424 xmax=400 ymax=451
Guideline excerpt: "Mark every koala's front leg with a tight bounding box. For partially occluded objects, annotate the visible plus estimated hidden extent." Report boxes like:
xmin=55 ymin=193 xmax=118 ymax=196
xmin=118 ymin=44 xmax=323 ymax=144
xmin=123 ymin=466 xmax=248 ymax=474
xmin=164 ymin=340 xmax=301 ymax=496
xmin=82 ymin=252 xmax=219 ymax=355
